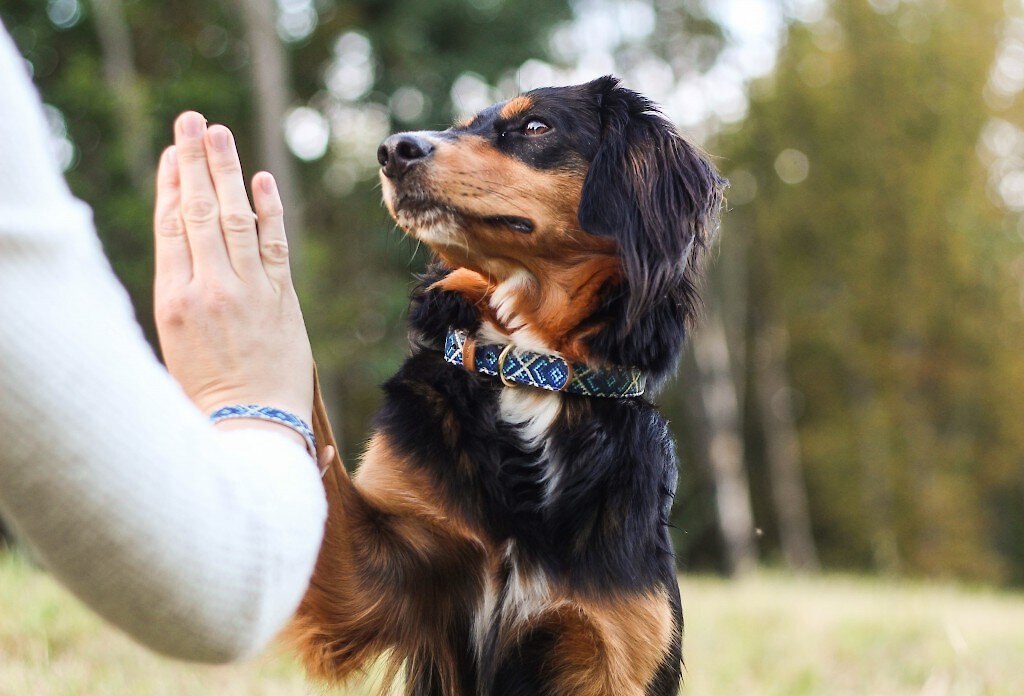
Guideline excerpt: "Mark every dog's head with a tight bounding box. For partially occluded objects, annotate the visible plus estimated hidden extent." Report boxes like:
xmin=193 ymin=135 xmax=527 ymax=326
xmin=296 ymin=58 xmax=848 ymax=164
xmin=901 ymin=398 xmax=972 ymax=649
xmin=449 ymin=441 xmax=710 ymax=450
xmin=379 ymin=76 xmax=726 ymax=387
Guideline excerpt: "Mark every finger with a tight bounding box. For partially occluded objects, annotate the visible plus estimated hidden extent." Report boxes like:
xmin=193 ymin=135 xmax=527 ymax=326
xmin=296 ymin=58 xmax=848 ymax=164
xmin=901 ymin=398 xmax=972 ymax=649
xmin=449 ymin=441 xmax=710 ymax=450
xmin=153 ymin=146 xmax=192 ymax=286
xmin=252 ymin=172 xmax=293 ymax=286
xmin=174 ymin=111 xmax=231 ymax=277
xmin=204 ymin=125 xmax=263 ymax=280
xmin=317 ymin=445 xmax=336 ymax=477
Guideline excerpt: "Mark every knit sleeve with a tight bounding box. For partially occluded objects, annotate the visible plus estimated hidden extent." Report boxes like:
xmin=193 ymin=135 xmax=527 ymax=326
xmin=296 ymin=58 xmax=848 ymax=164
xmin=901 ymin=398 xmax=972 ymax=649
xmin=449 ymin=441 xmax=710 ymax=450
xmin=0 ymin=20 xmax=327 ymax=662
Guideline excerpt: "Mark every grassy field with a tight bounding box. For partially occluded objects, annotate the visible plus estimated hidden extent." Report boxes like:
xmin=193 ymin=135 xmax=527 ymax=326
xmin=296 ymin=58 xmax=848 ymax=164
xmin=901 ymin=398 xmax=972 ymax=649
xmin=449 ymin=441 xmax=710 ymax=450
xmin=1 ymin=552 xmax=1022 ymax=695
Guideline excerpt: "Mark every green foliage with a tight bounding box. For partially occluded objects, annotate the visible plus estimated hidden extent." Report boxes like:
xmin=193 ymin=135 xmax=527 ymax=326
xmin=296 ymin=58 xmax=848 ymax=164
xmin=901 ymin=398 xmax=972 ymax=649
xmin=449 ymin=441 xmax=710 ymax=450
xmin=0 ymin=0 xmax=572 ymax=455
xmin=719 ymin=0 xmax=1024 ymax=582
xmin=4 ymin=0 xmax=1024 ymax=585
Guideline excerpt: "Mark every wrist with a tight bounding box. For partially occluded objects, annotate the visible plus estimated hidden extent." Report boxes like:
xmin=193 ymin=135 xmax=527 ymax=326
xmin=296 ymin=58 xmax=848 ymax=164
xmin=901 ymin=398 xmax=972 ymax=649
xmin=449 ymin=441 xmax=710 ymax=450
xmin=208 ymin=404 xmax=316 ymax=458
xmin=213 ymin=418 xmax=309 ymax=450
xmin=194 ymin=391 xmax=313 ymax=427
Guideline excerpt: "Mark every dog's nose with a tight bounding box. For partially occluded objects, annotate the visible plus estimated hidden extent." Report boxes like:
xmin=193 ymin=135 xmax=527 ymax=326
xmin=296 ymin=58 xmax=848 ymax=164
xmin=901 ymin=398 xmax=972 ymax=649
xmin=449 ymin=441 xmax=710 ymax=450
xmin=377 ymin=134 xmax=434 ymax=179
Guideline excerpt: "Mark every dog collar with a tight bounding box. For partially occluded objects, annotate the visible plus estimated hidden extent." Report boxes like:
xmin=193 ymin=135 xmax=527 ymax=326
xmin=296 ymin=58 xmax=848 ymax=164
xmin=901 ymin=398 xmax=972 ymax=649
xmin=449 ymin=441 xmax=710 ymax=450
xmin=443 ymin=328 xmax=646 ymax=398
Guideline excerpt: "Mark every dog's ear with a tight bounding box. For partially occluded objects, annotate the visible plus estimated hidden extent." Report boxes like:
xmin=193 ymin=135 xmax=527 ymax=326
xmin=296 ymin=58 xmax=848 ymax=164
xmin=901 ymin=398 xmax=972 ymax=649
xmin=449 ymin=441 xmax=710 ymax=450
xmin=578 ymin=76 xmax=726 ymax=385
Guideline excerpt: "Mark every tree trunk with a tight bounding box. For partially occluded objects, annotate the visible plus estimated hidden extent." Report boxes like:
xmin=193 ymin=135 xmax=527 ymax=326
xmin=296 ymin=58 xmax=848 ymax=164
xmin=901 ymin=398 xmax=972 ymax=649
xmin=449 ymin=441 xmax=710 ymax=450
xmin=230 ymin=0 xmax=347 ymax=440
xmin=231 ymin=0 xmax=306 ymax=270
xmin=753 ymin=315 xmax=820 ymax=572
xmin=690 ymin=310 xmax=759 ymax=575
xmin=231 ymin=0 xmax=347 ymax=441
xmin=90 ymin=0 xmax=154 ymax=191
xmin=849 ymin=374 xmax=901 ymax=575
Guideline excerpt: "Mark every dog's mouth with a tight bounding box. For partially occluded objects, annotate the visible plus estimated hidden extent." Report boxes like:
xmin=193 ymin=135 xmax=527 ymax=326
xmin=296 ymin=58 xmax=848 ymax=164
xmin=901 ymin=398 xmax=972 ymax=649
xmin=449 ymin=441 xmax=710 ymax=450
xmin=392 ymin=195 xmax=455 ymax=220
xmin=391 ymin=194 xmax=535 ymax=235
xmin=480 ymin=215 xmax=534 ymax=233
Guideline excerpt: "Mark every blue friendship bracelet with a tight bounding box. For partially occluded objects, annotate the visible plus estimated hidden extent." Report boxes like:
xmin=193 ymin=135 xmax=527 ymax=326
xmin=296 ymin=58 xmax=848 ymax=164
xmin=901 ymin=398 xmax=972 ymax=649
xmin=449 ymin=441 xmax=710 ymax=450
xmin=209 ymin=405 xmax=317 ymax=457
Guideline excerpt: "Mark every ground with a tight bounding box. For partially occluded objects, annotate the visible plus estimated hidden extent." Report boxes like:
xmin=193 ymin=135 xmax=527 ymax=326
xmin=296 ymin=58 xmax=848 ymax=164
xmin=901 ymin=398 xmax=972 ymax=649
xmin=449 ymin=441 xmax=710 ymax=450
xmin=1 ymin=552 xmax=1022 ymax=695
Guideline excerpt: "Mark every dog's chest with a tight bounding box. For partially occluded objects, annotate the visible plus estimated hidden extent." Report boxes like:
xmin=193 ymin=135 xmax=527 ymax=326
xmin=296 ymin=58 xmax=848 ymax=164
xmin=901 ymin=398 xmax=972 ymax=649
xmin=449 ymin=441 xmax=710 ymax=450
xmin=471 ymin=390 xmax=563 ymax=653
xmin=497 ymin=386 xmax=560 ymax=448
xmin=472 ymin=538 xmax=554 ymax=659
xmin=495 ymin=387 xmax=564 ymax=509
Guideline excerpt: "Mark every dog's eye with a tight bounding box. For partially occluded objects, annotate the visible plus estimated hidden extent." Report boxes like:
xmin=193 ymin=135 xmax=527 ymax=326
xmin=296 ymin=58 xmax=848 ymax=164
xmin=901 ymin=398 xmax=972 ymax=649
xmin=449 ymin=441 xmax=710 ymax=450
xmin=523 ymin=119 xmax=550 ymax=136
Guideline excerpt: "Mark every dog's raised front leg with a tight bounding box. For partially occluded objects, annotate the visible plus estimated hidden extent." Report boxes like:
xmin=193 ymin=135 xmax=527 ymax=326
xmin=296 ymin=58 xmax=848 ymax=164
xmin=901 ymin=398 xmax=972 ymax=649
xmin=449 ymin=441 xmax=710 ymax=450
xmin=288 ymin=396 xmax=485 ymax=692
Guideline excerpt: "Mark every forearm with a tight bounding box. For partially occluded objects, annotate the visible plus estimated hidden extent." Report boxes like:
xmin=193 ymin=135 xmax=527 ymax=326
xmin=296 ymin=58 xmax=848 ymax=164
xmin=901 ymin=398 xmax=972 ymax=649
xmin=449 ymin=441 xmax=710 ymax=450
xmin=0 ymin=21 xmax=326 ymax=662
xmin=0 ymin=230 xmax=326 ymax=662
xmin=215 ymin=417 xmax=310 ymax=451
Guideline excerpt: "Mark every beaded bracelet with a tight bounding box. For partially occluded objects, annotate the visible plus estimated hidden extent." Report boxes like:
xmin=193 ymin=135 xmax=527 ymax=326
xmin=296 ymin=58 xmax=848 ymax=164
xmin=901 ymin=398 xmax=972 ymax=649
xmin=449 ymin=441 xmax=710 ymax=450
xmin=208 ymin=404 xmax=317 ymax=458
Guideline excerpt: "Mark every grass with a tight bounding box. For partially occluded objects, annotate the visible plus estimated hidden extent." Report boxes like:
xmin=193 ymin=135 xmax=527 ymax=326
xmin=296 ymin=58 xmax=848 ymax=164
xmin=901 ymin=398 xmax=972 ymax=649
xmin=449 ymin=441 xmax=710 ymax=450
xmin=1 ymin=552 xmax=1023 ymax=695
xmin=679 ymin=573 xmax=1024 ymax=695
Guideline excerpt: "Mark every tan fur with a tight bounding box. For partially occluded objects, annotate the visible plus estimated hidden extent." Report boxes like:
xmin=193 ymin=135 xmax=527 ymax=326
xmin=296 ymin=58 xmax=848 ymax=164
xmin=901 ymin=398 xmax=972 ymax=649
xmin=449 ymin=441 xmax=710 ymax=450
xmin=399 ymin=136 xmax=622 ymax=361
xmin=288 ymin=385 xmax=489 ymax=692
xmin=489 ymin=574 xmax=675 ymax=696
xmin=295 ymin=105 xmax=681 ymax=693
xmin=499 ymin=95 xmax=534 ymax=120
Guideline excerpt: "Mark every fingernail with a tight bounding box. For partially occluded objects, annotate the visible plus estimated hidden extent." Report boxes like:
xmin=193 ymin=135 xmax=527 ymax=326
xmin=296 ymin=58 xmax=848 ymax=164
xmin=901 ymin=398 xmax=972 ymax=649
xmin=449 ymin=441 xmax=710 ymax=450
xmin=179 ymin=112 xmax=204 ymax=138
xmin=165 ymin=146 xmax=177 ymax=166
xmin=209 ymin=126 xmax=231 ymax=151
xmin=260 ymin=173 xmax=276 ymax=194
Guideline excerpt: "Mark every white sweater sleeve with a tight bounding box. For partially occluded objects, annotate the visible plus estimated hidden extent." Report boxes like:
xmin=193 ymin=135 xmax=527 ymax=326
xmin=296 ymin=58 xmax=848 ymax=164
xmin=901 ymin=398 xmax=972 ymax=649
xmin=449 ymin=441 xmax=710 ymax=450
xmin=0 ymin=21 xmax=326 ymax=663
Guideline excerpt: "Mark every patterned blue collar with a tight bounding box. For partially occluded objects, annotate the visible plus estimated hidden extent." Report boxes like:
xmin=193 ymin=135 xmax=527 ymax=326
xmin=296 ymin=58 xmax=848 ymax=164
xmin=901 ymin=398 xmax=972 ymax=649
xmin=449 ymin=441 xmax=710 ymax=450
xmin=443 ymin=328 xmax=646 ymax=398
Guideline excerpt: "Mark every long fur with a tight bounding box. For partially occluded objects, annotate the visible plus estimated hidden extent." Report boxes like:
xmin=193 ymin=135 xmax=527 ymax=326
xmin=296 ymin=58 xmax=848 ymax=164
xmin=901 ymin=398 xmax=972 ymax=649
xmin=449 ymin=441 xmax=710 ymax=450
xmin=289 ymin=76 xmax=726 ymax=696
xmin=579 ymin=76 xmax=726 ymax=388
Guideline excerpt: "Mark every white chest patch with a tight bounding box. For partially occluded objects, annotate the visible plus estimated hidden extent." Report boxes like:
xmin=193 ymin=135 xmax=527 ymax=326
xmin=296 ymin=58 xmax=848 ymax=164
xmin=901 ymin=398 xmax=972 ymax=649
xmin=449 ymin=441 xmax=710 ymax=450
xmin=483 ymin=272 xmax=563 ymax=426
xmin=488 ymin=270 xmax=532 ymax=329
xmin=498 ymin=388 xmax=561 ymax=451
xmin=485 ymin=272 xmax=552 ymax=353
xmin=478 ymin=318 xmax=562 ymax=451
xmin=480 ymin=274 xmax=564 ymax=491
xmin=502 ymin=550 xmax=552 ymax=624
xmin=492 ymin=341 xmax=564 ymax=505
xmin=472 ymin=542 xmax=555 ymax=658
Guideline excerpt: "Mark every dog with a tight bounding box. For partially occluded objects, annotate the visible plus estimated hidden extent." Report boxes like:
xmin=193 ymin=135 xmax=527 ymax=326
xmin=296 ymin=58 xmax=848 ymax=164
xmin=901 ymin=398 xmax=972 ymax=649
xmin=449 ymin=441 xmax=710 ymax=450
xmin=288 ymin=76 xmax=726 ymax=696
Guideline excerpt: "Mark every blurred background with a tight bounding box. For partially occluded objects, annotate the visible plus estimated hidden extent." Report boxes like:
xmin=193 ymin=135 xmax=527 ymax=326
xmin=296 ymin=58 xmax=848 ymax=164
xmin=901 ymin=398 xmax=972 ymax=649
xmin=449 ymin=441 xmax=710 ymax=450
xmin=2 ymin=0 xmax=1024 ymax=595
xmin=5 ymin=0 xmax=1024 ymax=692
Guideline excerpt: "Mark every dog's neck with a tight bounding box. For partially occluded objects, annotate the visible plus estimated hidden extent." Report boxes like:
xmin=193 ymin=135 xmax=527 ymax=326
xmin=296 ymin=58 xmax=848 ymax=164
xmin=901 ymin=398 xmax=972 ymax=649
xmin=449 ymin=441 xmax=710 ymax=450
xmin=432 ymin=255 xmax=620 ymax=362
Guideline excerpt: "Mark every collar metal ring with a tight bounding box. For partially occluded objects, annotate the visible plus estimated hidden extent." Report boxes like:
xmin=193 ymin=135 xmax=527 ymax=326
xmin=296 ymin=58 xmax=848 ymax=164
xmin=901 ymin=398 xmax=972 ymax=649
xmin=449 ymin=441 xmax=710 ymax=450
xmin=497 ymin=343 xmax=518 ymax=388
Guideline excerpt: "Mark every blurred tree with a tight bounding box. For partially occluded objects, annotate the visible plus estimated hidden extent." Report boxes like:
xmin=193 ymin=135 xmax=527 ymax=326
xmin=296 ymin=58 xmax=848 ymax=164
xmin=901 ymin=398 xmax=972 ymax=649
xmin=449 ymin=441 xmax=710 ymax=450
xmin=7 ymin=0 xmax=1024 ymax=585
xmin=719 ymin=0 xmax=1024 ymax=582
xmin=232 ymin=0 xmax=306 ymax=264
xmin=689 ymin=309 xmax=760 ymax=575
xmin=91 ymin=0 xmax=153 ymax=191
xmin=0 ymin=0 xmax=574 ymax=458
xmin=752 ymin=308 xmax=820 ymax=572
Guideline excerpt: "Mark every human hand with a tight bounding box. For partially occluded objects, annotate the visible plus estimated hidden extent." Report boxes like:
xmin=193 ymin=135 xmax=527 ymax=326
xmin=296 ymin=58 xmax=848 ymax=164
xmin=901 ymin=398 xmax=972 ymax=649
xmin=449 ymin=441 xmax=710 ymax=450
xmin=153 ymin=111 xmax=314 ymax=429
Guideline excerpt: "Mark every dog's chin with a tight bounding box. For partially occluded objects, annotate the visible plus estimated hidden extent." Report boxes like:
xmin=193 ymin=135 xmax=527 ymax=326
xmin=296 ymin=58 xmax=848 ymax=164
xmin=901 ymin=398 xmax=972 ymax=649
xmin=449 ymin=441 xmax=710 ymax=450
xmin=382 ymin=170 xmax=538 ymax=247
xmin=388 ymin=195 xmax=537 ymax=255
xmin=389 ymin=195 xmax=466 ymax=249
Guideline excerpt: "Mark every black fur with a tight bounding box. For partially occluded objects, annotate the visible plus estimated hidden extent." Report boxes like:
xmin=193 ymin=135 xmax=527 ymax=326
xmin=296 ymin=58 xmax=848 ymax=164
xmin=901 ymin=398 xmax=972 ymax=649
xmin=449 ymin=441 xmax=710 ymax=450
xmin=578 ymin=77 xmax=726 ymax=389
xmin=374 ymin=343 xmax=682 ymax=694
xmin=370 ymin=77 xmax=725 ymax=694
xmin=489 ymin=623 xmax=561 ymax=696
xmin=378 ymin=345 xmax=678 ymax=597
xmin=407 ymin=263 xmax=482 ymax=351
xmin=376 ymin=259 xmax=686 ymax=692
